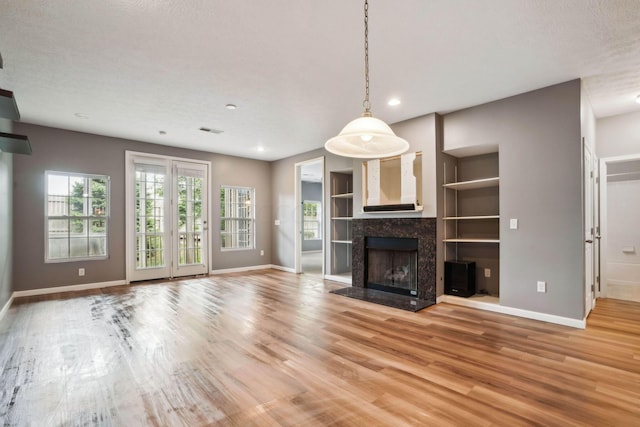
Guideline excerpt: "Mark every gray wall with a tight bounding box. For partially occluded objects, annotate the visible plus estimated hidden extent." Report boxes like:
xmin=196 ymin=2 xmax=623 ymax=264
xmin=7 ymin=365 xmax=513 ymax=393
xmin=271 ymin=148 xmax=353 ymax=271
xmin=0 ymin=118 xmax=13 ymax=309
xmin=596 ymin=110 xmax=640 ymax=158
xmin=301 ymin=181 xmax=322 ymax=252
xmin=12 ymin=123 xmax=272 ymax=291
xmin=443 ymin=80 xmax=584 ymax=320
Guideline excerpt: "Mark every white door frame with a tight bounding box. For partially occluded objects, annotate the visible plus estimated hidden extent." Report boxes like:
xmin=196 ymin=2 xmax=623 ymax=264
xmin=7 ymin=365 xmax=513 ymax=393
xmin=125 ymin=151 xmax=212 ymax=283
xmin=598 ymin=152 xmax=640 ymax=299
xmin=583 ymin=141 xmax=596 ymax=317
xmin=294 ymin=157 xmax=325 ymax=274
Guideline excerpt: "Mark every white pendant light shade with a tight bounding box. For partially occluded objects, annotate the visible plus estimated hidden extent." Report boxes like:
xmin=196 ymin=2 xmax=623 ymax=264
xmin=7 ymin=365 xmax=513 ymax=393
xmin=325 ymin=115 xmax=409 ymax=159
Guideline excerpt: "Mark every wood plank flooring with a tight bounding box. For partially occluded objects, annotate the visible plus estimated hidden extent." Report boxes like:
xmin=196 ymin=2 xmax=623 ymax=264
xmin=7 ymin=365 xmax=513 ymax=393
xmin=1 ymin=270 xmax=639 ymax=426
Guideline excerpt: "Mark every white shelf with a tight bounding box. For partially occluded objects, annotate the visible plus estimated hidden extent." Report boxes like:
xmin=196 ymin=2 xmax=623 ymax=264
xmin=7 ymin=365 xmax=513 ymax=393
xmin=443 ymin=238 xmax=500 ymax=243
xmin=443 ymin=215 xmax=499 ymax=220
xmin=332 ymin=240 xmax=353 ymax=244
xmin=443 ymin=177 xmax=499 ymax=191
xmin=331 ymin=192 xmax=353 ymax=199
xmin=332 ymin=217 xmax=353 ymax=220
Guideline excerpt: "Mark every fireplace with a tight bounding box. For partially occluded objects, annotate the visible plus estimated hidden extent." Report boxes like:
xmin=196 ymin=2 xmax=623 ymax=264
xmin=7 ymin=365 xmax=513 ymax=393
xmin=352 ymin=218 xmax=436 ymax=303
xmin=366 ymin=237 xmax=418 ymax=296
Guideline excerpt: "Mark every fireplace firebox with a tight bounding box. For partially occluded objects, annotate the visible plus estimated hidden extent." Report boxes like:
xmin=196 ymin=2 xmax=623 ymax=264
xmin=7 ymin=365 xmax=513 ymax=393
xmin=366 ymin=237 xmax=418 ymax=296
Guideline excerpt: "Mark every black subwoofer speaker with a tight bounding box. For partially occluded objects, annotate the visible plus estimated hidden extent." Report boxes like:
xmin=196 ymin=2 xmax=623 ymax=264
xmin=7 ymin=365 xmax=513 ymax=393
xmin=445 ymin=261 xmax=476 ymax=297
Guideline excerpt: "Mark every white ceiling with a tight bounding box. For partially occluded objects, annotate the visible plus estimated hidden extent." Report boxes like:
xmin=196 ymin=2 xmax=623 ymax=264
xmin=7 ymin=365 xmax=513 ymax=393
xmin=1 ymin=0 xmax=639 ymax=161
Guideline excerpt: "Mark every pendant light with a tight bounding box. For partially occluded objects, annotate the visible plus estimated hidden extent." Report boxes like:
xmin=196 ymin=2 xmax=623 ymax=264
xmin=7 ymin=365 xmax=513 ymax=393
xmin=325 ymin=0 xmax=409 ymax=159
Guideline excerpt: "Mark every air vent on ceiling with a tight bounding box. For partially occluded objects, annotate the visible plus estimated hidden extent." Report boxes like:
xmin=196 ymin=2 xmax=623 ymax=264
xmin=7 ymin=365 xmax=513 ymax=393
xmin=199 ymin=127 xmax=224 ymax=134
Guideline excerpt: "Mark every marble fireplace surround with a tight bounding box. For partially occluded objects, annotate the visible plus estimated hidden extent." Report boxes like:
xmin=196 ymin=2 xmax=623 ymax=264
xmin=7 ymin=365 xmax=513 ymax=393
xmin=352 ymin=218 xmax=436 ymax=303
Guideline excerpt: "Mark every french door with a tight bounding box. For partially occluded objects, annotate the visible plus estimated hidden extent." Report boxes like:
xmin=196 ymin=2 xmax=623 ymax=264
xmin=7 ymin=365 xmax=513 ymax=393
xmin=126 ymin=153 xmax=209 ymax=282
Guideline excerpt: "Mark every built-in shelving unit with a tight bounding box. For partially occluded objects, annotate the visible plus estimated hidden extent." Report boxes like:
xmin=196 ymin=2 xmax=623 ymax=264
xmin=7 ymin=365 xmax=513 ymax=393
xmin=443 ymin=152 xmax=500 ymax=296
xmin=330 ymin=171 xmax=353 ymax=278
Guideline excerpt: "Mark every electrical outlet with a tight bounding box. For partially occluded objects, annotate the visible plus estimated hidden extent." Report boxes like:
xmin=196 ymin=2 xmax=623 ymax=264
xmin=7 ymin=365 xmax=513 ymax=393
xmin=78 ymin=268 xmax=85 ymax=277
xmin=510 ymin=218 xmax=519 ymax=230
xmin=484 ymin=268 xmax=491 ymax=278
xmin=537 ymin=281 xmax=546 ymax=293
xmin=260 ymin=250 xmax=264 ymax=256
xmin=274 ymin=219 xmax=281 ymax=226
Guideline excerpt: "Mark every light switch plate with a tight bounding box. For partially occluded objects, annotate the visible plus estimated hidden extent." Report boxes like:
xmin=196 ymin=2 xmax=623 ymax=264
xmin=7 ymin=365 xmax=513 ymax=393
xmin=274 ymin=219 xmax=281 ymax=226
xmin=537 ymin=281 xmax=546 ymax=293
xmin=510 ymin=218 xmax=518 ymax=230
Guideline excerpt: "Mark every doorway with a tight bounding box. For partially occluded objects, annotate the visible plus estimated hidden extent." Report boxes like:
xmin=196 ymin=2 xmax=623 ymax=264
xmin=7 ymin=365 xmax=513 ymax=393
xmin=600 ymin=154 xmax=640 ymax=302
xmin=295 ymin=157 xmax=325 ymax=276
xmin=125 ymin=152 xmax=210 ymax=282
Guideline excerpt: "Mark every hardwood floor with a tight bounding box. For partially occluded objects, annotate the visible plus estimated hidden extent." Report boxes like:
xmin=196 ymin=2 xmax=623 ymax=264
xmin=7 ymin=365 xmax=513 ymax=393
xmin=1 ymin=270 xmax=639 ymax=426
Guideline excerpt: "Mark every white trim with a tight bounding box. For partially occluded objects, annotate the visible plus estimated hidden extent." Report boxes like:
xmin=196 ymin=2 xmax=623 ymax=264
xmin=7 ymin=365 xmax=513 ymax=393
xmin=436 ymin=294 xmax=447 ymax=304
xmin=210 ymin=264 xmax=273 ymax=275
xmin=324 ymin=274 xmax=352 ymax=285
xmin=12 ymin=280 xmax=127 ymax=298
xmin=0 ymin=294 xmax=15 ymax=322
xmin=439 ymin=295 xmax=586 ymax=329
xmin=271 ymin=264 xmax=297 ymax=273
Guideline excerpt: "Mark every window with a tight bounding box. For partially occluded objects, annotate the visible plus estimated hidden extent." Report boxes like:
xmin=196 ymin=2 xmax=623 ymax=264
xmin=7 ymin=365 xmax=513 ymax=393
xmin=220 ymin=186 xmax=255 ymax=250
xmin=46 ymin=171 xmax=110 ymax=262
xmin=303 ymin=200 xmax=322 ymax=240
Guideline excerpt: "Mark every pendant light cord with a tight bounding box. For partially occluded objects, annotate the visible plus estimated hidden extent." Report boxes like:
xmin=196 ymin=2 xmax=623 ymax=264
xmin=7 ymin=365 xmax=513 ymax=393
xmin=363 ymin=0 xmax=372 ymax=116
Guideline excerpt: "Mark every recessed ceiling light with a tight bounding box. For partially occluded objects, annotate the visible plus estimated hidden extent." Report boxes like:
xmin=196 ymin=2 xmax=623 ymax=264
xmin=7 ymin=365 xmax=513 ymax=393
xmin=225 ymin=104 xmax=237 ymax=110
xmin=74 ymin=112 xmax=89 ymax=119
xmin=257 ymin=146 xmax=265 ymax=152
xmin=387 ymin=98 xmax=401 ymax=106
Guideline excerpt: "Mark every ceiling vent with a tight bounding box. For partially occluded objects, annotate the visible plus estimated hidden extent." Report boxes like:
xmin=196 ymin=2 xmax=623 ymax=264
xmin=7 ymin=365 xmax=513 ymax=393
xmin=199 ymin=127 xmax=224 ymax=134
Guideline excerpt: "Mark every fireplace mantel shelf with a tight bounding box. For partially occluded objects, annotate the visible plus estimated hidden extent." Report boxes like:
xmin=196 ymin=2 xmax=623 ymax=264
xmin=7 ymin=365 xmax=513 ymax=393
xmin=360 ymin=206 xmax=424 ymax=214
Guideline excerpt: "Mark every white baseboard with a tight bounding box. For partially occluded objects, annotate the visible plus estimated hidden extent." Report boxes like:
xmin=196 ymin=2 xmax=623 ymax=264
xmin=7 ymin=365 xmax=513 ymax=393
xmin=269 ymin=264 xmax=297 ymax=274
xmin=324 ymin=274 xmax=352 ymax=285
xmin=439 ymin=295 xmax=586 ymax=329
xmin=12 ymin=280 xmax=128 ymax=298
xmin=0 ymin=293 xmax=15 ymax=323
xmin=210 ymin=264 xmax=274 ymax=275
xmin=436 ymin=294 xmax=447 ymax=304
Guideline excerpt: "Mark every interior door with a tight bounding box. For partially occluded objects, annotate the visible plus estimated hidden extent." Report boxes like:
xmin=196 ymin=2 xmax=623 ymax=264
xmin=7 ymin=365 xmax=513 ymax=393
xmin=127 ymin=154 xmax=209 ymax=282
xmin=584 ymin=141 xmax=595 ymax=316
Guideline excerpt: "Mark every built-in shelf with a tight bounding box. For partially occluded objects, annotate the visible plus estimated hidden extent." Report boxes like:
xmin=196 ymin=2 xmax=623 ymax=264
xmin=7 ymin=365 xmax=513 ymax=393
xmin=443 ymin=238 xmax=500 ymax=243
xmin=331 ymin=193 xmax=353 ymax=199
xmin=330 ymin=171 xmax=353 ymax=277
xmin=443 ymin=215 xmax=500 ymax=220
xmin=442 ymin=177 xmax=499 ymax=191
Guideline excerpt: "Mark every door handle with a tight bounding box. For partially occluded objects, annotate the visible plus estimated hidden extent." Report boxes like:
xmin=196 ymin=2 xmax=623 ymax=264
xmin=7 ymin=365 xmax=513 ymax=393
xmin=585 ymin=240 xmax=593 ymax=244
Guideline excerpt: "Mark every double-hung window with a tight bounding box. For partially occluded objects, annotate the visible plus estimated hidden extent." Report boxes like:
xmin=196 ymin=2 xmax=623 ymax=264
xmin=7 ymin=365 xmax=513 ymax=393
xmin=45 ymin=171 xmax=110 ymax=262
xmin=220 ymin=186 xmax=255 ymax=250
xmin=303 ymin=200 xmax=322 ymax=240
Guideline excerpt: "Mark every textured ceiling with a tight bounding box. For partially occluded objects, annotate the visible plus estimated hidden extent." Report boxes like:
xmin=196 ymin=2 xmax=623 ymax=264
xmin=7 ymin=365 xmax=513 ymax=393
xmin=1 ymin=0 xmax=639 ymax=161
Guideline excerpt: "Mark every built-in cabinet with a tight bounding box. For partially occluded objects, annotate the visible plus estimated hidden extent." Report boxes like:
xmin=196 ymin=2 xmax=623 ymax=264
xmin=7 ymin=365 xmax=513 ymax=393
xmin=330 ymin=171 xmax=353 ymax=276
xmin=443 ymin=153 xmax=500 ymax=296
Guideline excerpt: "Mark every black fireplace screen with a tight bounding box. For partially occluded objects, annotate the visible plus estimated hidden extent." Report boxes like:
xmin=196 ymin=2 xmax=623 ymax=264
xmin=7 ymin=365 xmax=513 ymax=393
xmin=366 ymin=237 xmax=418 ymax=295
